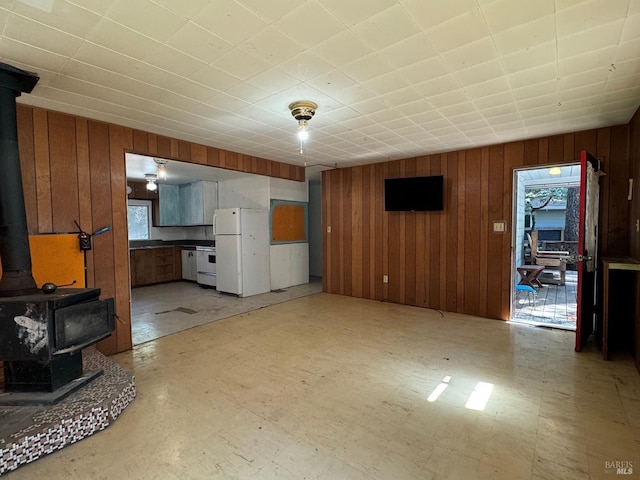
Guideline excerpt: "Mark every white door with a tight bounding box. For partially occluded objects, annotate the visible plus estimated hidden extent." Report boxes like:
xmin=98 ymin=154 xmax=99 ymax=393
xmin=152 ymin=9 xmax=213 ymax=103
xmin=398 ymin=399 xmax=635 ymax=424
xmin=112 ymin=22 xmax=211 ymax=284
xmin=216 ymin=235 xmax=242 ymax=295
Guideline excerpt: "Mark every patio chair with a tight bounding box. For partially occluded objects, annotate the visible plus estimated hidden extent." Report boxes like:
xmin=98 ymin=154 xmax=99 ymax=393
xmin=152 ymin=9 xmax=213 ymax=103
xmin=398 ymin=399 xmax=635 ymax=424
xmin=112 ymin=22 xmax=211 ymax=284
xmin=515 ymin=284 xmax=537 ymax=307
xmin=527 ymin=231 xmax=570 ymax=285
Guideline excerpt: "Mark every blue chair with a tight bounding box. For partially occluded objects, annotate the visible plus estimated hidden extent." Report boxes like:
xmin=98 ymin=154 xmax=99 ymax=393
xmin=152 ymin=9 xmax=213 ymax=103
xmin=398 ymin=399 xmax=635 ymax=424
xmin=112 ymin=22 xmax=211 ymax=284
xmin=515 ymin=284 xmax=536 ymax=307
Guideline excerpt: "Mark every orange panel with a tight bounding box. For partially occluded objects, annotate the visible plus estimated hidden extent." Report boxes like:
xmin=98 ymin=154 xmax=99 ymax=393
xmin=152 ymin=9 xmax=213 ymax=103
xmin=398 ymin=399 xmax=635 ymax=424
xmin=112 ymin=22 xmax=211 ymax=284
xmin=271 ymin=204 xmax=306 ymax=243
xmin=0 ymin=234 xmax=85 ymax=288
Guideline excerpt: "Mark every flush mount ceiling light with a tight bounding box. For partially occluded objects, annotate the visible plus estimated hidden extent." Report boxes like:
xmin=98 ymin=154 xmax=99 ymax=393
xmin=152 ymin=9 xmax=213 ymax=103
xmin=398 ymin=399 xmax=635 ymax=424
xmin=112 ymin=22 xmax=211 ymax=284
xmin=288 ymin=100 xmax=317 ymax=155
xmin=154 ymin=158 xmax=168 ymax=180
xmin=549 ymin=167 xmax=562 ymax=176
xmin=145 ymin=173 xmax=158 ymax=191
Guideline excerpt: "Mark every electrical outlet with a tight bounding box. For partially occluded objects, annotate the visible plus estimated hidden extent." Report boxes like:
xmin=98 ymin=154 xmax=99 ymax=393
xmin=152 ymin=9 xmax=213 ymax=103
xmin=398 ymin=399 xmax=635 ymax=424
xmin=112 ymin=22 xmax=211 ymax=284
xmin=383 ymin=275 xmax=388 ymax=283
xmin=493 ymin=221 xmax=506 ymax=233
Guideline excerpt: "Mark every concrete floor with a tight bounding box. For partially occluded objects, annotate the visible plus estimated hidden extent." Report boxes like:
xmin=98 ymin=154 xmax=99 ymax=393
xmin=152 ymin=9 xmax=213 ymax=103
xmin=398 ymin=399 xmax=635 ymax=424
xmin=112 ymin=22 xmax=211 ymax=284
xmin=5 ymin=293 xmax=639 ymax=479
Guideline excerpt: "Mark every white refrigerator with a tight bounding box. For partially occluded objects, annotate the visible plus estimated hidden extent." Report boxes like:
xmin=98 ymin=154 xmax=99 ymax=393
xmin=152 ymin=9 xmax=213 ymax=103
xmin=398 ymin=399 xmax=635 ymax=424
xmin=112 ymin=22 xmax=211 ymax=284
xmin=213 ymin=207 xmax=270 ymax=297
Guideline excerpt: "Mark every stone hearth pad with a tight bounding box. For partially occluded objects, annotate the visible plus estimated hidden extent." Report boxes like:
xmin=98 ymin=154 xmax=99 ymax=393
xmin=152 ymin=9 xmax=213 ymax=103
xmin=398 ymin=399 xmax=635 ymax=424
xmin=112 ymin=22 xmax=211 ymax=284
xmin=0 ymin=348 xmax=135 ymax=475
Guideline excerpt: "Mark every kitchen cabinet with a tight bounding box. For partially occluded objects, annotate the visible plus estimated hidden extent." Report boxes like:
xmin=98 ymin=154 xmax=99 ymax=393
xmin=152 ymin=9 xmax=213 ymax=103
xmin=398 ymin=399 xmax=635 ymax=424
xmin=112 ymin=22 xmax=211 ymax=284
xmin=157 ymin=184 xmax=181 ymax=226
xmin=157 ymin=181 xmax=217 ymax=226
xmin=181 ymin=249 xmax=197 ymax=281
xmin=180 ymin=181 xmax=218 ymax=225
xmin=130 ymin=247 xmax=181 ymax=287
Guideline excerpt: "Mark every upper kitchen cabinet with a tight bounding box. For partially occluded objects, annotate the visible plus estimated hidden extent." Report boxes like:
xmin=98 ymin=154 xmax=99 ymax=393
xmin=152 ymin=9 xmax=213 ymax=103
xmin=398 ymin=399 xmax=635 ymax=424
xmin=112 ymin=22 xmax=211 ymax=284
xmin=157 ymin=184 xmax=181 ymax=226
xmin=180 ymin=181 xmax=218 ymax=226
xmin=156 ymin=181 xmax=218 ymax=226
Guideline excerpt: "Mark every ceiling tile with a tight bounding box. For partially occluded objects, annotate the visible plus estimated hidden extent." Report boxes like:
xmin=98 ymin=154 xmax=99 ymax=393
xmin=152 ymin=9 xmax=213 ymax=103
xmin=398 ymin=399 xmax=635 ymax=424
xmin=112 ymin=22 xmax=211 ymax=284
xmin=615 ymin=38 xmax=640 ymax=62
xmin=518 ymin=96 xmax=559 ymax=112
xmin=605 ymin=72 xmax=640 ymax=91
xmin=166 ymin=23 xmax=232 ymax=64
xmin=105 ymin=0 xmax=188 ymax=42
xmin=66 ymin=0 xmax=117 ymax=15
xmin=558 ymin=20 xmax=624 ymax=59
xmin=0 ymin=36 xmax=69 ymax=72
xmin=12 ymin=0 xmax=101 ymax=38
xmin=4 ymin=12 xmax=84 ymax=57
xmin=213 ymin=48 xmax=272 ymax=80
xmin=473 ymin=90 xmax=516 ymax=109
xmin=438 ymin=101 xmax=479 ymax=118
xmin=274 ymin=3 xmax=343 ymax=49
xmin=246 ymin=66 xmax=299 ymax=93
xmin=428 ymin=89 xmax=470 ymax=108
xmin=72 ymin=42 xmax=139 ymax=79
xmin=454 ymin=59 xmax=505 ymax=87
xmin=351 ymin=4 xmax=420 ymax=51
xmin=341 ymin=52 xmax=392 ymax=83
xmin=492 ymin=15 xmax=555 ymax=55
xmin=401 ymin=0 xmax=477 ymax=30
xmin=558 ymin=47 xmax=617 ymax=76
xmin=380 ymin=86 xmax=422 ymax=107
xmin=86 ymin=18 xmax=162 ymax=61
xmin=311 ymin=30 xmax=372 ymax=68
xmin=306 ymin=69 xmax=358 ymax=94
xmin=151 ymin=0 xmax=211 ymax=18
xmin=192 ymin=0 xmax=267 ymax=45
xmin=507 ymin=63 xmax=556 ymax=89
xmin=511 ymin=80 xmax=558 ymax=100
xmin=501 ymin=41 xmax=556 ymax=74
xmin=464 ymin=77 xmax=512 ymax=100
xmin=398 ymin=57 xmax=450 ymax=84
xmin=236 ymin=0 xmax=301 ymax=23
xmin=481 ymin=0 xmax=554 ymax=34
xmin=321 ymin=0 xmax=396 ymax=27
xmin=329 ymin=84 xmax=376 ymax=104
xmin=279 ymin=51 xmax=335 ymax=82
xmin=556 ymin=0 xmax=630 ymax=36
xmin=143 ymin=45 xmax=207 ymax=78
xmin=441 ymin=37 xmax=499 ymax=71
xmin=188 ymin=65 xmax=242 ymax=91
xmin=426 ymin=9 xmax=489 ymax=53
xmin=362 ymin=71 xmax=409 ymax=95
xmin=414 ymin=74 xmax=462 ymax=99
xmin=171 ymin=78 xmax=219 ymax=103
xmin=239 ymin=26 xmax=305 ymax=65
xmin=379 ymin=34 xmax=437 ymax=69
xmin=621 ymin=12 xmax=640 ymax=41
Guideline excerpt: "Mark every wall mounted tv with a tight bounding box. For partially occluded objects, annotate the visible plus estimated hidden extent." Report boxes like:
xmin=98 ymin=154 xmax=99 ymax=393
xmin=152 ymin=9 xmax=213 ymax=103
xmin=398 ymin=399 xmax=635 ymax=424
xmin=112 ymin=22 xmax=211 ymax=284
xmin=384 ymin=175 xmax=444 ymax=212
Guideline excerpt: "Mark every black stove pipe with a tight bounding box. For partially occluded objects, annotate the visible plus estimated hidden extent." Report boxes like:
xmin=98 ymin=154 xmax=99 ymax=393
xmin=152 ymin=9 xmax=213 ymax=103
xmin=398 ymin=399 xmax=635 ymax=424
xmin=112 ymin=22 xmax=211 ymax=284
xmin=0 ymin=62 xmax=39 ymax=297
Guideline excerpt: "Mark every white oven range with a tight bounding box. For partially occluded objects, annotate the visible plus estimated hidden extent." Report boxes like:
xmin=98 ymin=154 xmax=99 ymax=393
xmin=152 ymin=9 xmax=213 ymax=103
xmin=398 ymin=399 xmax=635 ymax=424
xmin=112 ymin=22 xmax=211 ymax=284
xmin=196 ymin=246 xmax=216 ymax=287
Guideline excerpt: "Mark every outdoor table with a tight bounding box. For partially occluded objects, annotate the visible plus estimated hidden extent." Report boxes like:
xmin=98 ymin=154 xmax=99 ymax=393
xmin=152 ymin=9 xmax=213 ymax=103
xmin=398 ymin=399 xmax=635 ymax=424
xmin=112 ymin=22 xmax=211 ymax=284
xmin=517 ymin=265 xmax=545 ymax=288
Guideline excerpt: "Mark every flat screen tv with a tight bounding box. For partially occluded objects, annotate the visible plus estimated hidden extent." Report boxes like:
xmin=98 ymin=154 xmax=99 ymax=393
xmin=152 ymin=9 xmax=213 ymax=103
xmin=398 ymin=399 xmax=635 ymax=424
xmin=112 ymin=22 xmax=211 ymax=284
xmin=384 ymin=175 xmax=444 ymax=212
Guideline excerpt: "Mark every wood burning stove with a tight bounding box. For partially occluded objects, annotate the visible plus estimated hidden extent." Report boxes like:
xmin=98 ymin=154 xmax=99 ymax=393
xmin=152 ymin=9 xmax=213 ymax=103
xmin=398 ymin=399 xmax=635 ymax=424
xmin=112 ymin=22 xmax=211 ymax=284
xmin=0 ymin=62 xmax=116 ymax=403
xmin=0 ymin=288 xmax=114 ymax=393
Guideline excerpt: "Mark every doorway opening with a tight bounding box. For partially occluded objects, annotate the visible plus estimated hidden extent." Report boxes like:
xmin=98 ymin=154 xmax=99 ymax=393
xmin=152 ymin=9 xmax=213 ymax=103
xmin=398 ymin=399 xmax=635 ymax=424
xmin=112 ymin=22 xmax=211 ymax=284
xmin=511 ymin=164 xmax=580 ymax=330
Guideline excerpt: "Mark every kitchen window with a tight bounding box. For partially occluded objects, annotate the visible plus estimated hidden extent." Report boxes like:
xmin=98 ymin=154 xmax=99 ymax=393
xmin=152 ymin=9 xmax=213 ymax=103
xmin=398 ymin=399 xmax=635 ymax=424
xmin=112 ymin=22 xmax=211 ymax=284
xmin=127 ymin=200 xmax=152 ymax=240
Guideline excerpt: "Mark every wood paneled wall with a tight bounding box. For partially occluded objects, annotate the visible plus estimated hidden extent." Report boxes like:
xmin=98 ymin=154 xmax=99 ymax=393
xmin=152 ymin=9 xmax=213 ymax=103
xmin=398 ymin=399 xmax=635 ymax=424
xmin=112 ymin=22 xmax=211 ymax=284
xmin=629 ymin=108 xmax=640 ymax=259
xmin=322 ymin=125 xmax=631 ymax=320
xmin=13 ymin=105 xmax=305 ymax=355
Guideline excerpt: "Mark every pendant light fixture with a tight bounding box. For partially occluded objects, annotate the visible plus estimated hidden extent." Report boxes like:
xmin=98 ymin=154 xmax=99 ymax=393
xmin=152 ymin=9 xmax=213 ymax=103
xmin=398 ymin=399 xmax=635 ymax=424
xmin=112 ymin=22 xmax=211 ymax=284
xmin=145 ymin=173 xmax=158 ymax=191
xmin=288 ymin=101 xmax=317 ymax=155
xmin=154 ymin=158 xmax=168 ymax=180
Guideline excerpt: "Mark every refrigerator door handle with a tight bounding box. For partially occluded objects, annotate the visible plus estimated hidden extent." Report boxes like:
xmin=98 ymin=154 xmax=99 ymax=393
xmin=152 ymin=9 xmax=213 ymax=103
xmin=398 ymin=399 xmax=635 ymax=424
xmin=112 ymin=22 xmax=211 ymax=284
xmin=212 ymin=212 xmax=217 ymax=236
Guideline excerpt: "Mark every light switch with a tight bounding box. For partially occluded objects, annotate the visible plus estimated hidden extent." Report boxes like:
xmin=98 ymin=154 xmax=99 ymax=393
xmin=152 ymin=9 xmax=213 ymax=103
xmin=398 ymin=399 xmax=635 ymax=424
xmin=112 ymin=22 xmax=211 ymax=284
xmin=493 ymin=221 xmax=506 ymax=233
xmin=327 ymin=226 xmax=331 ymax=233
